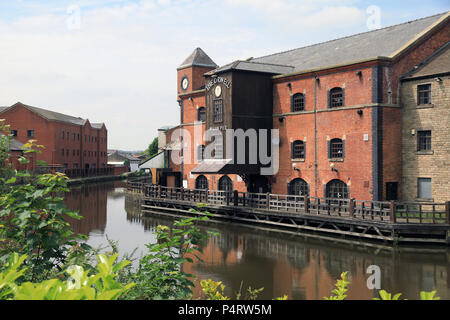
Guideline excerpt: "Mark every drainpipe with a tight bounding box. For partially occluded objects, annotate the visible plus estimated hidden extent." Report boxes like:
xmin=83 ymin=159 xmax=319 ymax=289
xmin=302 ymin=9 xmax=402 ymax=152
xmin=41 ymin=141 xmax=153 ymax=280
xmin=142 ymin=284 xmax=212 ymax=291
xmin=178 ymin=99 xmax=184 ymax=187
xmin=314 ymin=76 xmax=319 ymax=198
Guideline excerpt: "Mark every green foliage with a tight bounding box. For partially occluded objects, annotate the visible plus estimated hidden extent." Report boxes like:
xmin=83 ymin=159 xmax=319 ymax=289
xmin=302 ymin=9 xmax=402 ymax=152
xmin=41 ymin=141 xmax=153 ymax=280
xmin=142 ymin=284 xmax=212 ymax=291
xmin=374 ymin=290 xmax=403 ymax=300
xmin=201 ymin=279 xmax=230 ymax=300
xmin=325 ymin=272 xmax=442 ymax=301
xmin=419 ymin=291 xmax=440 ymax=300
xmin=202 ymin=279 xmax=286 ymax=300
xmin=122 ymin=215 xmax=214 ymax=300
xmin=0 ymin=252 xmax=134 ymax=300
xmin=324 ymin=272 xmax=350 ymax=300
xmin=0 ymin=133 xmax=91 ymax=282
xmin=147 ymin=137 xmax=159 ymax=158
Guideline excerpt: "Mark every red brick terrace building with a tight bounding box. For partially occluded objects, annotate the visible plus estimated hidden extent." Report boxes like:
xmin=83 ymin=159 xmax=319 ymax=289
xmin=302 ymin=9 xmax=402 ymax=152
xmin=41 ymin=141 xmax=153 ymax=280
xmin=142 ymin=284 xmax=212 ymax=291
xmin=172 ymin=12 xmax=450 ymax=202
xmin=0 ymin=102 xmax=108 ymax=176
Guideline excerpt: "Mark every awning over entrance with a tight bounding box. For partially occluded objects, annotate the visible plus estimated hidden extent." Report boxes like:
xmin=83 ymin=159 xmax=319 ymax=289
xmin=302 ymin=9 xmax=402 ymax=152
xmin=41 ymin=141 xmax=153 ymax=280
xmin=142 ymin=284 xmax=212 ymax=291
xmin=191 ymin=159 xmax=261 ymax=175
xmin=191 ymin=159 xmax=232 ymax=174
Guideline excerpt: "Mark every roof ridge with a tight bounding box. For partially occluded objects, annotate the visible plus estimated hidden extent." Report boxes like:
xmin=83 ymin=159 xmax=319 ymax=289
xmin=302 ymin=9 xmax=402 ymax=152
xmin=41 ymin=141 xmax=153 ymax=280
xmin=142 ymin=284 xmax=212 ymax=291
xmin=251 ymin=11 xmax=449 ymax=62
xmin=22 ymin=103 xmax=85 ymax=121
xmin=240 ymin=60 xmax=295 ymax=68
xmin=401 ymin=41 xmax=450 ymax=79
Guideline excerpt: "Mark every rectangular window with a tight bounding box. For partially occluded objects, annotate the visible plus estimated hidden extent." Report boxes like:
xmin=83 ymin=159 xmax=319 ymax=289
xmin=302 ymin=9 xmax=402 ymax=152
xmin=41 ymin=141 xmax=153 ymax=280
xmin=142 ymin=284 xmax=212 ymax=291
xmin=62 ymin=131 xmax=65 ymax=139
xmin=213 ymin=99 xmax=223 ymax=123
xmin=417 ymin=130 xmax=432 ymax=151
xmin=417 ymin=84 xmax=431 ymax=105
xmin=11 ymin=130 xmax=18 ymax=137
xmin=73 ymin=163 xmax=79 ymax=169
xmin=418 ymin=178 xmax=432 ymax=199
xmin=62 ymin=149 xmax=65 ymax=156
xmin=27 ymin=130 xmax=34 ymax=138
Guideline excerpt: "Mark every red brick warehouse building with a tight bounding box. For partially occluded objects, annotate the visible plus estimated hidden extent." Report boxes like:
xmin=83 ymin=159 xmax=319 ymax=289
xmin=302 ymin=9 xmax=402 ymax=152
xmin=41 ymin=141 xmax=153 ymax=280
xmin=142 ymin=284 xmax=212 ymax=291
xmin=173 ymin=12 xmax=450 ymax=202
xmin=0 ymin=102 xmax=108 ymax=177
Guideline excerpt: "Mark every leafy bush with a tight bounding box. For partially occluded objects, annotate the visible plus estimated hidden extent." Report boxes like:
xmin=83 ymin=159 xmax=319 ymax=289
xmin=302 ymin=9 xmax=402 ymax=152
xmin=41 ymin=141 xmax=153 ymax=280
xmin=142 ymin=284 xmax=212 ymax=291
xmin=121 ymin=215 xmax=216 ymax=300
xmin=0 ymin=252 xmax=134 ymax=300
xmin=325 ymin=272 xmax=441 ymax=301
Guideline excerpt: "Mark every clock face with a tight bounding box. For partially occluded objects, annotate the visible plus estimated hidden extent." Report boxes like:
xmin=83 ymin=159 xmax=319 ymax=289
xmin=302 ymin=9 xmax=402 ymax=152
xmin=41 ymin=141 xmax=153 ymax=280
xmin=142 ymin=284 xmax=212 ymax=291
xmin=181 ymin=77 xmax=189 ymax=90
xmin=215 ymin=85 xmax=222 ymax=97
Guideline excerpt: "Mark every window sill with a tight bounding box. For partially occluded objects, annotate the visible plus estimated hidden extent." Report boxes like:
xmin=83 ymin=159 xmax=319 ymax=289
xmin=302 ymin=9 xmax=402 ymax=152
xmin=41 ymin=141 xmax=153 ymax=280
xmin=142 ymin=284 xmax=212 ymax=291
xmin=416 ymin=150 xmax=434 ymax=155
xmin=329 ymin=158 xmax=344 ymax=162
xmin=414 ymin=198 xmax=434 ymax=203
xmin=416 ymin=104 xmax=434 ymax=109
xmin=291 ymin=158 xmax=305 ymax=162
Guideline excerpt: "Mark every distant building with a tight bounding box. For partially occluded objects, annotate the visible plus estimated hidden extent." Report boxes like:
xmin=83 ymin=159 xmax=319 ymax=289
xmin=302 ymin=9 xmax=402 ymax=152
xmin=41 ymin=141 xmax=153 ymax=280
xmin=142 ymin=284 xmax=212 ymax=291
xmin=0 ymin=102 xmax=108 ymax=177
xmin=0 ymin=133 xmax=36 ymax=171
xmin=400 ymin=42 xmax=450 ymax=203
xmin=107 ymin=150 xmax=140 ymax=172
xmin=139 ymin=125 xmax=181 ymax=187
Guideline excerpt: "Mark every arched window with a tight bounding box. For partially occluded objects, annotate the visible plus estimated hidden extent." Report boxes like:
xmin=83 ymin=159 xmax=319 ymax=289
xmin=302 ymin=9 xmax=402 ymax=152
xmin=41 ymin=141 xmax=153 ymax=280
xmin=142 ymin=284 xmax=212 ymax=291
xmin=195 ymin=175 xmax=209 ymax=190
xmin=218 ymin=176 xmax=233 ymax=192
xmin=329 ymin=87 xmax=345 ymax=108
xmin=197 ymin=107 xmax=206 ymax=122
xmin=326 ymin=179 xmax=349 ymax=199
xmin=291 ymin=140 xmax=305 ymax=159
xmin=328 ymin=138 xmax=344 ymax=159
xmin=291 ymin=93 xmax=305 ymax=112
xmin=288 ymin=178 xmax=309 ymax=196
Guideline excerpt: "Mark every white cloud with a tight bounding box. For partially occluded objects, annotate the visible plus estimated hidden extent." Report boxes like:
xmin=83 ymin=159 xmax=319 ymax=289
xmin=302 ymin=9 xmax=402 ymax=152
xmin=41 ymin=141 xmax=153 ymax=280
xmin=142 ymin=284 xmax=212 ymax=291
xmin=0 ymin=0 xmax=389 ymax=150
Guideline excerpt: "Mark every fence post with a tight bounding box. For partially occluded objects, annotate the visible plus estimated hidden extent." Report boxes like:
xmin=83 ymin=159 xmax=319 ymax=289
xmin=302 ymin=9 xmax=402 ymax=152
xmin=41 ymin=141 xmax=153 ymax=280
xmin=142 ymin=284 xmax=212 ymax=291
xmin=390 ymin=201 xmax=396 ymax=223
xmin=304 ymin=196 xmax=310 ymax=214
xmin=180 ymin=187 xmax=184 ymax=201
xmin=158 ymin=185 xmax=161 ymax=198
xmin=266 ymin=193 xmax=270 ymax=210
xmin=234 ymin=190 xmax=238 ymax=206
xmin=349 ymin=198 xmax=355 ymax=218
xmin=446 ymin=201 xmax=450 ymax=225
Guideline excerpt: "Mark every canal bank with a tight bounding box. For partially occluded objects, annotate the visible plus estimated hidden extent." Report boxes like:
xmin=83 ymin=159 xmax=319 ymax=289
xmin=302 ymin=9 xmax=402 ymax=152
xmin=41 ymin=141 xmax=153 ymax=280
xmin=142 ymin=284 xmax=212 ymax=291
xmin=68 ymin=171 xmax=149 ymax=186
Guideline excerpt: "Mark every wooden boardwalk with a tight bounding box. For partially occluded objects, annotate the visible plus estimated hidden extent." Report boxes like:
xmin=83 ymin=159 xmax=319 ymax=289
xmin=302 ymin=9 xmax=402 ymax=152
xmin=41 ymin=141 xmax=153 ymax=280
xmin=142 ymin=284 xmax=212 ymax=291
xmin=127 ymin=182 xmax=450 ymax=245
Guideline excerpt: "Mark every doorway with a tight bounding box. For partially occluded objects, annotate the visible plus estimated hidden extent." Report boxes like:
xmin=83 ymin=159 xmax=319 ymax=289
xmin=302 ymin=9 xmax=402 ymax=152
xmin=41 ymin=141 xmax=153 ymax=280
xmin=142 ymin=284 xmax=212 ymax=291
xmin=386 ymin=182 xmax=398 ymax=201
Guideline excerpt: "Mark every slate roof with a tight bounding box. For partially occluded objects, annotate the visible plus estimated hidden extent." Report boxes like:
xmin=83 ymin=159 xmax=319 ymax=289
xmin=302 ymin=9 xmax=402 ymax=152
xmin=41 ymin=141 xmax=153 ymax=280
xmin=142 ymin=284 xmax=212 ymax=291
xmin=0 ymin=102 xmax=105 ymax=129
xmin=402 ymin=42 xmax=450 ymax=80
xmin=208 ymin=12 xmax=448 ymax=76
xmin=178 ymin=47 xmax=218 ymax=70
xmin=207 ymin=60 xmax=295 ymax=76
xmin=0 ymin=133 xmax=24 ymax=151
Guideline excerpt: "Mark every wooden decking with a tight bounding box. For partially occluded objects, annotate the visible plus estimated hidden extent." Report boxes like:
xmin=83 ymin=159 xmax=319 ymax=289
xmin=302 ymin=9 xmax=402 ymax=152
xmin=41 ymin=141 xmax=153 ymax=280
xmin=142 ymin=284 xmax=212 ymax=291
xmin=127 ymin=182 xmax=450 ymax=245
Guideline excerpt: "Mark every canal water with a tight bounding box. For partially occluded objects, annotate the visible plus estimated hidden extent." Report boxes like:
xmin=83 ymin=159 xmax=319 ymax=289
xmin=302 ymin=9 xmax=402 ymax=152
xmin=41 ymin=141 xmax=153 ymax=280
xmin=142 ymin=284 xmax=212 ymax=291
xmin=65 ymin=182 xmax=450 ymax=300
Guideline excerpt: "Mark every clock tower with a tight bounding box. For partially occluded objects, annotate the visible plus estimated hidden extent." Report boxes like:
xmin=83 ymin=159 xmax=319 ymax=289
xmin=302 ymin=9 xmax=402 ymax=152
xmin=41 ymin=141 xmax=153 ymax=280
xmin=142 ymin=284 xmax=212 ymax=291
xmin=177 ymin=48 xmax=218 ymax=94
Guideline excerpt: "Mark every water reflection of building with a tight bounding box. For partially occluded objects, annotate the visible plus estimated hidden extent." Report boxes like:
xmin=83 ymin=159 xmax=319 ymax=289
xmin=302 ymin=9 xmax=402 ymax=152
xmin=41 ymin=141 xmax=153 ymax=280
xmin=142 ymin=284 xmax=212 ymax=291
xmin=182 ymin=224 xmax=450 ymax=300
xmin=121 ymin=195 xmax=450 ymax=300
xmin=65 ymin=183 xmax=109 ymax=235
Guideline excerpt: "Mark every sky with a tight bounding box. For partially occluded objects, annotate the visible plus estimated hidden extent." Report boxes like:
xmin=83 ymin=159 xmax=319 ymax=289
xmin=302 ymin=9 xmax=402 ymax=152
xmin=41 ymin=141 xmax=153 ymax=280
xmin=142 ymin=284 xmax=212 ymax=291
xmin=0 ymin=0 xmax=448 ymax=150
